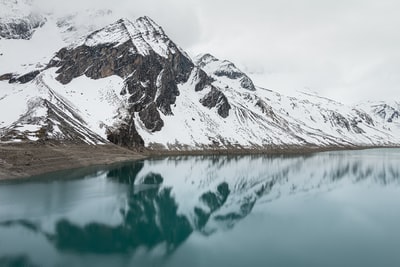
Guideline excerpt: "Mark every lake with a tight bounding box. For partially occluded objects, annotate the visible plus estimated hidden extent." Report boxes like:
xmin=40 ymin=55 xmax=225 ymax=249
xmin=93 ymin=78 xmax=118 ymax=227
xmin=0 ymin=148 xmax=400 ymax=267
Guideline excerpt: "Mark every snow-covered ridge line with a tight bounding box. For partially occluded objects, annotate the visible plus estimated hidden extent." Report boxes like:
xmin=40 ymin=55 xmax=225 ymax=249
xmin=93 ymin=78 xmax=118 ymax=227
xmin=0 ymin=10 xmax=399 ymax=149
xmin=81 ymin=16 xmax=177 ymax=59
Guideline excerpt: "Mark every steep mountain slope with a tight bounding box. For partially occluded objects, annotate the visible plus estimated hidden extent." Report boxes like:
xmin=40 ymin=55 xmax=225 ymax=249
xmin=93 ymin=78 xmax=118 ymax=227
xmin=1 ymin=11 xmax=399 ymax=150
xmin=0 ymin=1 xmax=117 ymax=75
xmin=357 ymin=101 xmax=400 ymax=124
xmin=0 ymin=0 xmax=46 ymax=40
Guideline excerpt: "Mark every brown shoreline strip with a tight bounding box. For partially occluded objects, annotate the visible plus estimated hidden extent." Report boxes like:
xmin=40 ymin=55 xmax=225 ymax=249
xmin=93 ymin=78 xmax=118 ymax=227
xmin=0 ymin=142 xmax=145 ymax=181
xmin=0 ymin=142 xmax=398 ymax=181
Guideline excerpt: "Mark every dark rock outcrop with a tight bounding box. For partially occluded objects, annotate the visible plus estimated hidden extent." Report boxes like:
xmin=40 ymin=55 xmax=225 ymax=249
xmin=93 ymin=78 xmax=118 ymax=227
xmin=350 ymin=119 xmax=365 ymax=134
xmin=196 ymin=54 xmax=256 ymax=91
xmin=372 ymin=103 xmax=400 ymax=123
xmin=106 ymin=118 xmax=144 ymax=149
xmin=138 ymin=103 xmax=164 ymax=132
xmin=330 ymin=111 xmax=350 ymax=131
xmin=46 ymin=17 xmax=195 ymax=147
xmin=195 ymin=53 xmax=218 ymax=69
xmin=194 ymin=68 xmax=214 ymax=92
xmin=240 ymin=76 xmax=256 ymax=91
xmin=200 ymin=87 xmax=231 ymax=118
xmin=354 ymin=109 xmax=374 ymax=126
xmin=388 ymin=111 xmax=399 ymax=123
xmin=0 ymin=73 xmax=14 ymax=81
xmin=0 ymin=14 xmax=46 ymax=40
xmin=214 ymin=62 xmax=243 ymax=79
xmin=9 ymin=70 xmax=40 ymax=84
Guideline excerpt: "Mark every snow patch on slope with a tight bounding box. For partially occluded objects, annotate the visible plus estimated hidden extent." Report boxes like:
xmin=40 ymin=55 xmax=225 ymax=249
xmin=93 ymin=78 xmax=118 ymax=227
xmin=41 ymin=69 xmax=126 ymax=138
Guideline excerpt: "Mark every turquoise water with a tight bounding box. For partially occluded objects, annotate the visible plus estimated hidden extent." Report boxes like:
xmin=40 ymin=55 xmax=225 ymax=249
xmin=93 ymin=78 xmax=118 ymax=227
xmin=0 ymin=149 xmax=400 ymax=266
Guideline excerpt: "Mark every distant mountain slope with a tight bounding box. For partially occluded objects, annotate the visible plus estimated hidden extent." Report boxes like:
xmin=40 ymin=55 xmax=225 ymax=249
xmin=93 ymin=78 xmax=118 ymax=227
xmin=0 ymin=8 xmax=399 ymax=150
xmin=0 ymin=0 xmax=46 ymax=40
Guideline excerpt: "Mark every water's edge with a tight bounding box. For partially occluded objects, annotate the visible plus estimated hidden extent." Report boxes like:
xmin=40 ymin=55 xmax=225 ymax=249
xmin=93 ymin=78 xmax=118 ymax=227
xmin=1 ymin=143 xmax=399 ymax=181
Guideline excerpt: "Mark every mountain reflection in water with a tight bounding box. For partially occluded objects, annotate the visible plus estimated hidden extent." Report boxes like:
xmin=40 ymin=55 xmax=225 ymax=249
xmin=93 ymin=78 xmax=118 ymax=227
xmin=0 ymin=149 xmax=399 ymax=267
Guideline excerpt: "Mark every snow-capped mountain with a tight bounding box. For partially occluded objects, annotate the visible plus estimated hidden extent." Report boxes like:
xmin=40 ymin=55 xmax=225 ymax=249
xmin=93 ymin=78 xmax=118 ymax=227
xmin=1 ymin=6 xmax=400 ymax=150
xmin=0 ymin=1 xmax=118 ymax=76
xmin=195 ymin=53 xmax=256 ymax=91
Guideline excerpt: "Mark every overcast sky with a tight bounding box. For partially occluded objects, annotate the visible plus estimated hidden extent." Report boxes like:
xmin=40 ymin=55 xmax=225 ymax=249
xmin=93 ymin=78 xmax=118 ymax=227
xmin=32 ymin=0 xmax=400 ymax=104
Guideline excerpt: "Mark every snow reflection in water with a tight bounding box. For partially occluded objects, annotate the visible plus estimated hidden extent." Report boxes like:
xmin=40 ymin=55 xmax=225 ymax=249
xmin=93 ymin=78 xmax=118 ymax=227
xmin=0 ymin=148 xmax=399 ymax=267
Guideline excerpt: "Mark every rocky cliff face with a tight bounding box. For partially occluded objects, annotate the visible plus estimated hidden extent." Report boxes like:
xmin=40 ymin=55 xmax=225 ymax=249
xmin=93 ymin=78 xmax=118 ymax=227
xmin=0 ymin=16 xmax=229 ymax=148
xmin=200 ymin=87 xmax=231 ymax=118
xmin=43 ymin=17 xmax=209 ymax=147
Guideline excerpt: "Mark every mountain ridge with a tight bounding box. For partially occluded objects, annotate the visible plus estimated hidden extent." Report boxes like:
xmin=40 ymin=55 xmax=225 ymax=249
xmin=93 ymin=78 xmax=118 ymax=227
xmin=1 ymin=13 xmax=400 ymax=151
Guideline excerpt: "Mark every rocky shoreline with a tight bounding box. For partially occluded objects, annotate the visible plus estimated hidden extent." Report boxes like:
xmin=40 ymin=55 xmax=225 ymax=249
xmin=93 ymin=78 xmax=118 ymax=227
xmin=1 ymin=142 xmax=397 ymax=181
xmin=0 ymin=142 xmax=145 ymax=181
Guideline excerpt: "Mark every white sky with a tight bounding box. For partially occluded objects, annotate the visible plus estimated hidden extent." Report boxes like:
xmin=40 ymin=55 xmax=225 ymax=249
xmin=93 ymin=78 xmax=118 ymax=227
xmin=31 ymin=0 xmax=400 ymax=103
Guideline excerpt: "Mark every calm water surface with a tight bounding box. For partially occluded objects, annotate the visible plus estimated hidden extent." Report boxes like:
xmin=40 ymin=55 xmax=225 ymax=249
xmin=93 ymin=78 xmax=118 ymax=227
xmin=0 ymin=149 xmax=400 ymax=267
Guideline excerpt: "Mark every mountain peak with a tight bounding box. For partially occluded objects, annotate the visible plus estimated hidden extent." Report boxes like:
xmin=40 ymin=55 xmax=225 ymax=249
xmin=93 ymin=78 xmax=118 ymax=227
xmin=195 ymin=53 xmax=218 ymax=67
xmin=81 ymin=16 xmax=176 ymax=58
xmin=134 ymin=16 xmax=165 ymax=34
xmin=2 ymin=9 xmax=400 ymax=150
xmin=195 ymin=53 xmax=256 ymax=91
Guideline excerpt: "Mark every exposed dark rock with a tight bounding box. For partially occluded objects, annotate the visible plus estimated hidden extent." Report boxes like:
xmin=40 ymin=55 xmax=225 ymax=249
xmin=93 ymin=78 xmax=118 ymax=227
xmin=256 ymin=99 xmax=275 ymax=117
xmin=196 ymin=54 xmax=256 ymax=91
xmin=200 ymin=87 xmax=231 ymax=118
xmin=354 ymin=109 xmax=374 ymax=126
xmin=45 ymin=18 xmax=195 ymax=147
xmin=49 ymin=42 xmax=137 ymax=84
xmin=350 ymin=118 xmax=365 ymax=134
xmin=138 ymin=103 xmax=164 ymax=132
xmin=7 ymin=17 xmax=197 ymax=148
xmin=388 ymin=111 xmax=399 ymax=123
xmin=373 ymin=103 xmax=399 ymax=123
xmin=330 ymin=111 xmax=350 ymax=131
xmin=0 ymin=73 xmax=14 ymax=81
xmin=195 ymin=53 xmax=218 ymax=68
xmin=0 ymin=15 xmax=46 ymax=40
xmin=171 ymin=49 xmax=194 ymax=83
xmin=106 ymin=118 xmax=144 ymax=149
xmin=9 ymin=70 xmax=40 ymax=84
xmin=239 ymin=76 xmax=256 ymax=91
xmin=154 ymin=69 xmax=180 ymax=115
xmin=214 ymin=63 xmax=243 ymax=79
xmin=194 ymin=68 xmax=213 ymax=92
xmin=376 ymin=106 xmax=387 ymax=120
